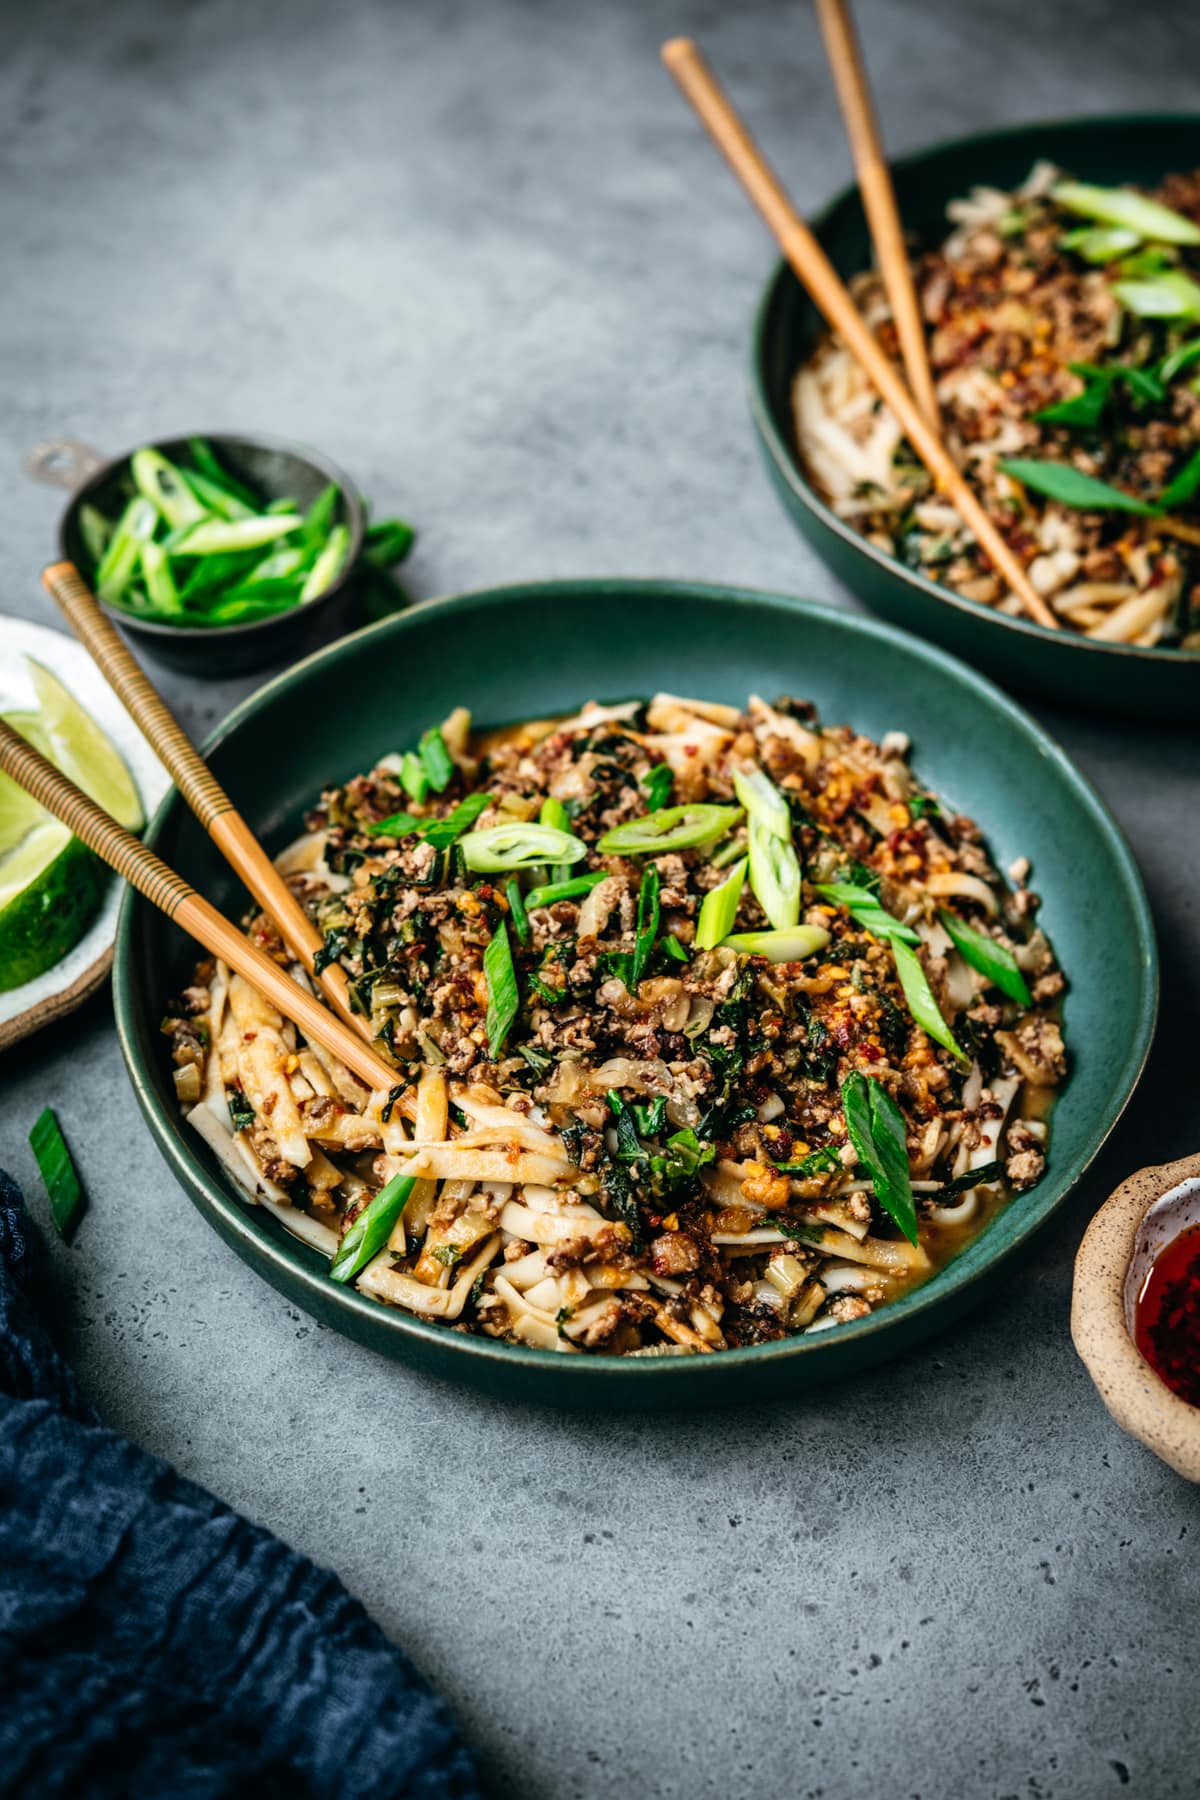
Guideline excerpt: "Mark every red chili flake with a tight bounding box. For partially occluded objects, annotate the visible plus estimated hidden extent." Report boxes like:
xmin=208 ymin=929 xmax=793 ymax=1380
xmin=1135 ymin=1222 xmax=1200 ymax=1409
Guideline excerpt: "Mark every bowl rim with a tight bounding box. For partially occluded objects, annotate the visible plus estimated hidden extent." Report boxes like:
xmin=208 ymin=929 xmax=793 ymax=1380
xmin=112 ymin=577 xmax=1160 ymax=1387
xmin=749 ymin=109 xmax=1200 ymax=669
xmin=61 ymin=429 xmax=366 ymax=646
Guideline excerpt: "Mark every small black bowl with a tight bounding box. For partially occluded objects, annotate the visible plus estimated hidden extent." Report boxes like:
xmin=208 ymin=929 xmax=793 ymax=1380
xmin=31 ymin=432 xmax=365 ymax=676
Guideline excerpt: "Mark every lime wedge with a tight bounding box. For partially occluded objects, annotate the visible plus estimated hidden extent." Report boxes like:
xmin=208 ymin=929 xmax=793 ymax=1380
xmin=0 ymin=825 xmax=105 ymax=991
xmin=25 ymin=659 xmax=144 ymax=831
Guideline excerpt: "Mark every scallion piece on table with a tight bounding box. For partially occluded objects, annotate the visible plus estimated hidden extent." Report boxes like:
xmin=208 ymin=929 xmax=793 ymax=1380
xmin=328 ymin=1172 xmax=415 ymax=1284
xmin=630 ymin=865 xmax=660 ymax=987
xmin=29 ymin=1107 xmax=86 ymax=1243
xmin=891 ymin=937 xmax=966 ymax=1062
xmin=170 ymin=513 xmax=304 ymax=555
xmin=597 ymin=803 xmax=741 ymax=855
xmin=1051 ymin=180 xmax=1200 ymax=246
xmin=524 ymin=870 xmax=606 ymax=909
xmin=484 ymin=920 xmax=519 ymax=1057
xmin=722 ymin=925 xmax=830 ymax=963
xmin=998 ymin=458 xmax=1161 ymax=516
xmin=419 ymin=727 xmax=455 ymax=793
xmin=747 ymin=815 xmax=801 ymax=931
xmin=363 ymin=518 xmax=415 ymax=568
xmin=694 ymin=855 xmax=747 ymax=950
xmin=939 ymin=909 xmax=1032 ymax=1006
xmin=506 ymin=878 xmax=531 ymax=944
xmin=460 ymin=821 xmax=586 ymax=873
xmin=840 ymin=1071 xmax=918 ymax=1245
xmin=300 ymin=523 xmax=349 ymax=601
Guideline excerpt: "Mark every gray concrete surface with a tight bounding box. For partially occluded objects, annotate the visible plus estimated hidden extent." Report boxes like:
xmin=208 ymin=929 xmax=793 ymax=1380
xmin=2 ymin=1 xmax=1199 ymax=1794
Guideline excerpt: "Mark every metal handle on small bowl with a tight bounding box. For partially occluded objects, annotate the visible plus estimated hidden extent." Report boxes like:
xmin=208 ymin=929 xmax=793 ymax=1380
xmin=23 ymin=437 xmax=106 ymax=490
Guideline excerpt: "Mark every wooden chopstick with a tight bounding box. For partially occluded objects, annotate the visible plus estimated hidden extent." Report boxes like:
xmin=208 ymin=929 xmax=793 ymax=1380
xmin=814 ymin=0 xmax=938 ymax=429
xmin=42 ymin=560 xmax=368 ymax=1038
xmin=0 ymin=717 xmax=399 ymax=1095
xmin=661 ymin=38 xmax=1060 ymax=632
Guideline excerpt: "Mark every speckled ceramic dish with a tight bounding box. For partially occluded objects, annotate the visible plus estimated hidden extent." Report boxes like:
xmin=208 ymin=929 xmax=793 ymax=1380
xmin=112 ymin=581 xmax=1157 ymax=1405
xmin=1072 ymin=1153 xmax=1200 ymax=1481
xmin=751 ymin=114 xmax=1200 ymax=722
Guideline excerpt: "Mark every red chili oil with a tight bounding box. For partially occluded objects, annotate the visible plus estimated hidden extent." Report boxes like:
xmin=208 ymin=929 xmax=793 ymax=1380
xmin=1134 ymin=1222 xmax=1200 ymax=1409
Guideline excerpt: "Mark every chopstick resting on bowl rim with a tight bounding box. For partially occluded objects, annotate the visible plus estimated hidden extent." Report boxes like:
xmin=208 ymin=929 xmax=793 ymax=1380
xmin=0 ymin=717 xmax=400 ymax=1095
xmin=661 ymin=37 xmax=1060 ymax=632
xmin=41 ymin=559 xmax=370 ymax=1041
xmin=813 ymin=0 xmax=938 ymax=431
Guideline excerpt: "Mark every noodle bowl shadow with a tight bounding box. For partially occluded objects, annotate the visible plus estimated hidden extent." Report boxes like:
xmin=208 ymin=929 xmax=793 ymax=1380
xmin=113 ymin=582 xmax=1157 ymax=1407
xmin=751 ymin=113 xmax=1200 ymax=723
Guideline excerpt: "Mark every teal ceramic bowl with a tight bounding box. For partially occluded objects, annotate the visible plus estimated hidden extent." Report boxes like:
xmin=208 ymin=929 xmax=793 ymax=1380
xmin=112 ymin=581 xmax=1158 ymax=1407
xmin=751 ymin=115 xmax=1200 ymax=722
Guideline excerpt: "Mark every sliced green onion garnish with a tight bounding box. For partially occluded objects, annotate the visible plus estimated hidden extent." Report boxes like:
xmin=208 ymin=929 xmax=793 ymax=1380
xmin=1112 ymin=271 xmax=1200 ymax=322
xmin=131 ymin=447 xmax=207 ymax=530
xmin=1051 ymin=180 xmax=1200 ymax=246
xmin=1058 ymin=224 xmax=1141 ymax=263
xmin=539 ymin=796 xmax=571 ymax=834
xmin=641 ymin=764 xmax=674 ymax=810
xmin=400 ymin=750 xmax=431 ymax=802
xmin=170 ymin=513 xmax=303 ymax=555
xmin=329 ymin=1172 xmax=415 ymax=1283
xmin=484 ymin=919 xmax=520 ymax=1057
xmin=813 ymin=881 xmax=921 ymax=945
xmin=419 ymin=727 xmax=455 ymax=793
xmin=630 ymin=865 xmax=660 ymax=987
xmin=732 ymin=766 xmax=791 ymax=839
xmin=1160 ymin=338 xmax=1200 ymax=384
xmin=506 ymin=878 xmax=531 ymax=944
xmin=95 ymin=495 xmax=158 ymax=601
xmin=658 ymin=934 xmax=689 ymax=965
xmin=722 ymin=925 xmax=830 ymax=962
xmin=709 ymin=833 xmax=748 ymax=871
xmin=524 ymin=870 xmax=606 ymax=909
xmin=300 ymin=523 xmax=349 ymax=600
xmin=140 ymin=541 xmax=182 ymax=614
xmin=597 ymin=803 xmax=741 ymax=855
xmin=939 ymin=909 xmax=1032 ymax=1006
xmin=747 ymin=815 xmax=801 ymax=931
xmin=420 ymin=792 xmax=490 ymax=849
xmin=841 ymin=1072 xmax=917 ymax=1245
xmin=891 ymin=937 xmax=966 ymax=1062
xmin=1159 ymin=446 xmax=1200 ymax=512
xmin=695 ymin=855 xmax=747 ymax=950
xmin=461 ymin=821 xmax=586 ymax=873
xmin=29 ymin=1107 xmax=86 ymax=1243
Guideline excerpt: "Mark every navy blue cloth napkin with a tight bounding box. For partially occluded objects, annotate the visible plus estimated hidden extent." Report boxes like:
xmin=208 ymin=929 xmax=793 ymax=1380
xmin=0 ymin=1169 xmax=484 ymax=1799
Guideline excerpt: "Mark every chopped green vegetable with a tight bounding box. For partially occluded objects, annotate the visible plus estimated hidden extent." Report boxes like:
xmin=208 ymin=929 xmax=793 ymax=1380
xmin=1059 ymin=224 xmax=1141 ymax=263
xmin=366 ymin=791 xmax=488 ymax=845
xmin=773 ymin=1143 xmax=842 ymax=1177
xmin=658 ymin=933 xmax=689 ymax=965
xmin=78 ymin=503 xmax=112 ymax=566
xmin=1159 ymin=338 xmax=1200 ymax=384
xmin=998 ymin=458 xmax=1161 ymax=515
xmin=891 ymin=937 xmax=966 ymax=1062
xmin=747 ymin=815 xmax=801 ymax=931
xmin=299 ymin=523 xmax=349 ymax=601
xmin=813 ymin=880 xmax=921 ymax=945
xmin=630 ymin=865 xmax=660 ymax=987
xmin=935 ymin=1159 xmax=1005 ymax=1198
xmin=460 ymin=821 xmax=586 ymax=873
xmin=179 ymin=466 xmax=254 ymax=521
xmin=418 ymin=727 xmax=455 ymax=793
xmin=227 ymin=1087 xmax=255 ymax=1131
xmin=539 ymin=795 xmax=571 ymax=834
xmin=840 ymin=1071 xmax=917 ymax=1245
xmin=939 ymin=908 xmax=1032 ymax=1006
xmin=329 ymin=1172 xmax=415 ymax=1283
xmin=187 ymin=438 xmax=261 ymax=509
xmin=641 ymin=764 xmax=674 ymax=809
xmin=483 ymin=920 xmax=519 ymax=1058
xmin=1112 ymin=271 xmax=1200 ymax=321
xmin=524 ymin=870 xmax=606 ymax=908
xmin=732 ymin=766 xmax=791 ymax=839
xmin=171 ymin=514 xmax=304 ymax=556
xmin=506 ymin=878 xmax=531 ymax=945
xmin=1052 ymin=180 xmax=1200 ymax=246
xmin=1159 ymin=446 xmax=1200 ymax=512
xmin=131 ymin=448 xmax=207 ymax=530
xmin=597 ymin=803 xmax=741 ymax=855
xmin=400 ymin=750 xmax=430 ymax=803
xmin=140 ymin=541 xmax=181 ymax=614
xmin=95 ymin=496 xmax=158 ymax=602
xmin=695 ymin=855 xmax=747 ymax=950
xmin=722 ymin=925 xmax=831 ymax=962
xmin=29 ymin=1107 xmax=86 ymax=1243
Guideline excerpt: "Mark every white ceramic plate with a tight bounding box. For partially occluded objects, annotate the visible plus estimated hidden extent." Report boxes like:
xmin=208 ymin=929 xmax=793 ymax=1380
xmin=0 ymin=616 xmax=170 ymax=1049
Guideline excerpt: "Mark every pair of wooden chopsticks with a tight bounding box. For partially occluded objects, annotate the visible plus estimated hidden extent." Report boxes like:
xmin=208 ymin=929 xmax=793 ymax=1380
xmin=662 ymin=15 xmax=1060 ymax=633
xmin=0 ymin=562 xmax=399 ymax=1095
